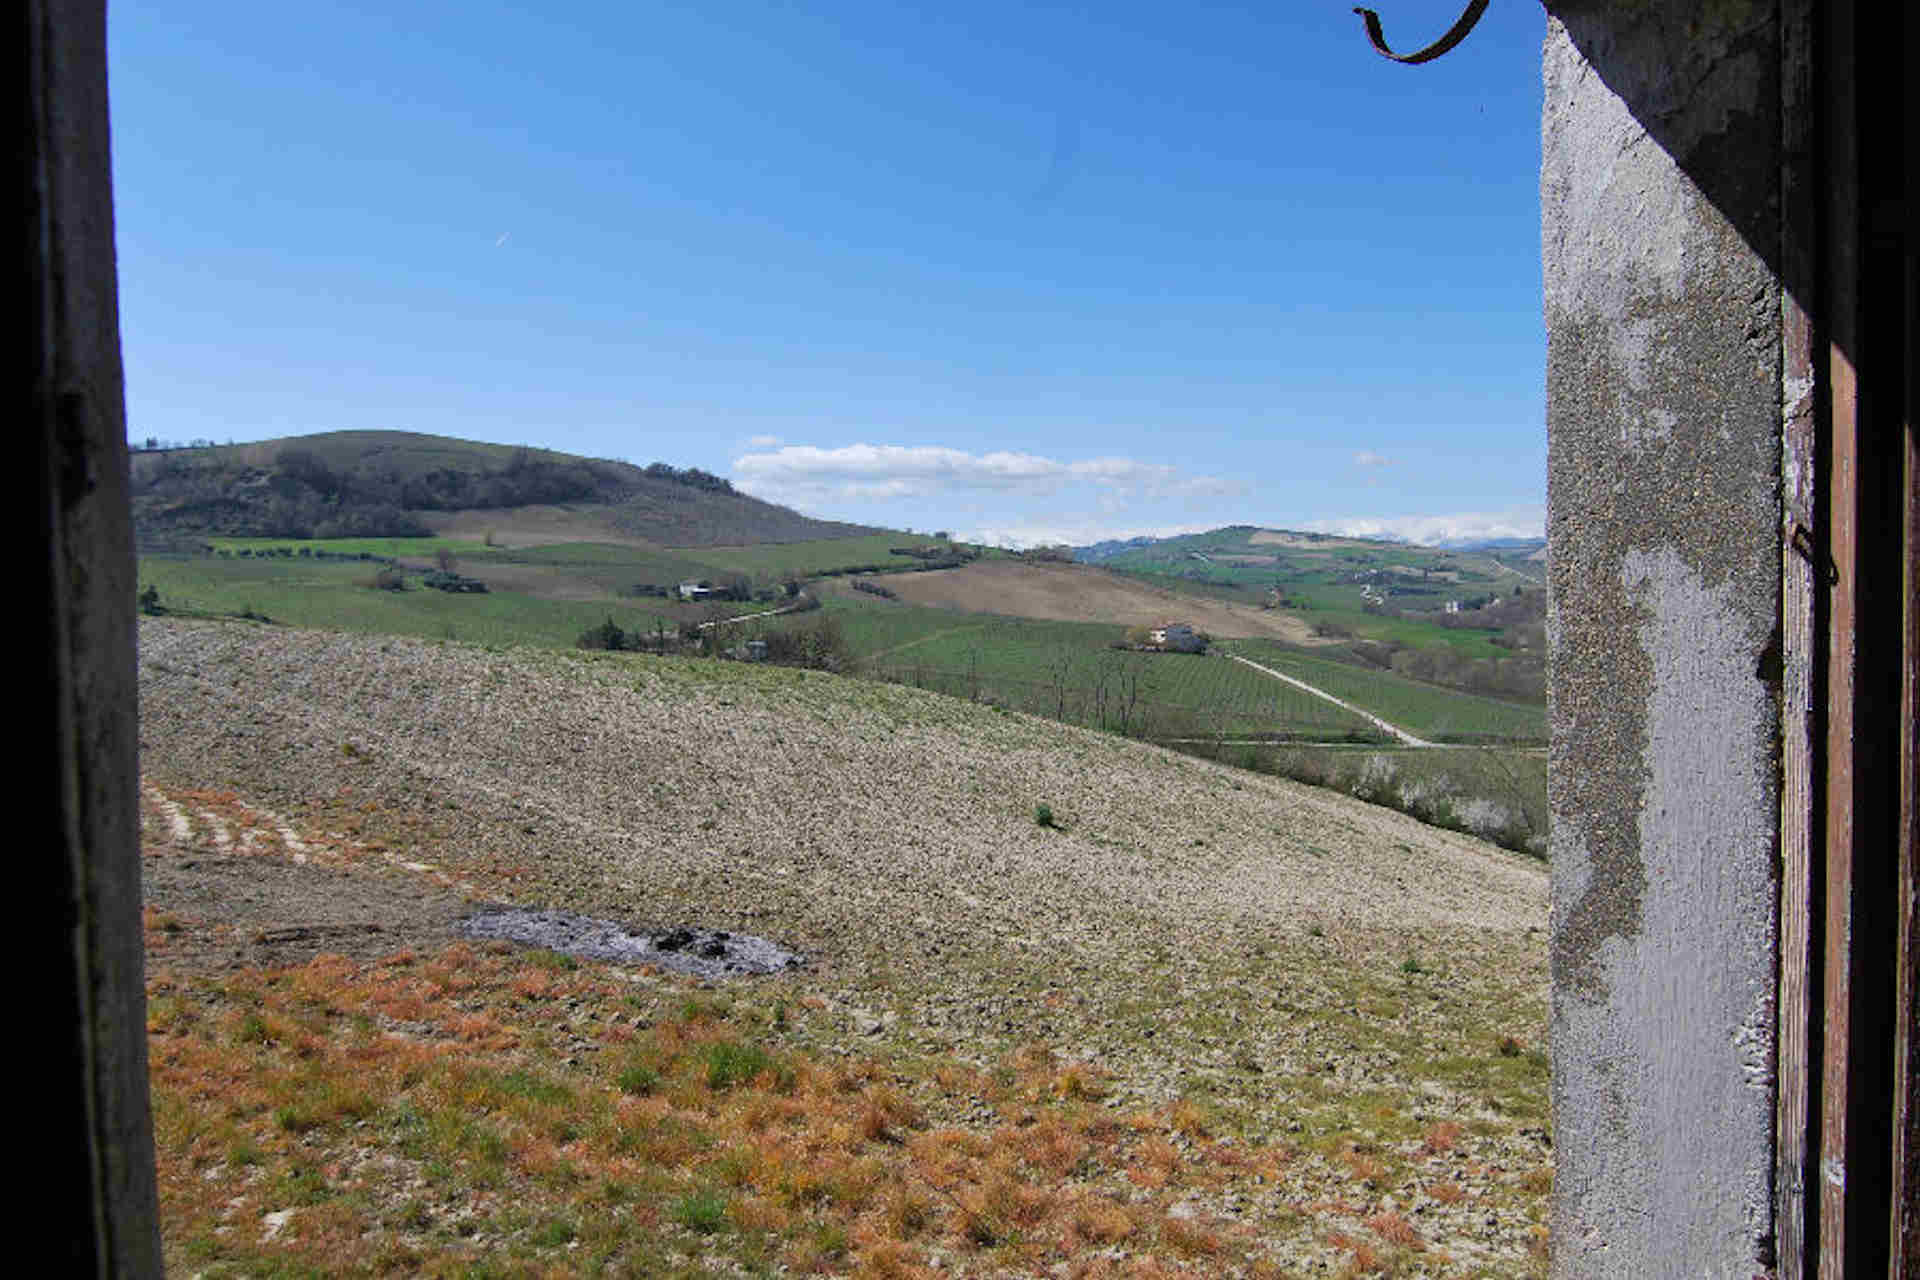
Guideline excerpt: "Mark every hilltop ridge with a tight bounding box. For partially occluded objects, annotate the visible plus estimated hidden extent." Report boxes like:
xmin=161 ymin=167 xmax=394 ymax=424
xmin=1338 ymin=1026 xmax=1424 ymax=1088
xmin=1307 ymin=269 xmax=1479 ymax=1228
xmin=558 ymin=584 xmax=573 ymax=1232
xmin=130 ymin=429 xmax=879 ymax=548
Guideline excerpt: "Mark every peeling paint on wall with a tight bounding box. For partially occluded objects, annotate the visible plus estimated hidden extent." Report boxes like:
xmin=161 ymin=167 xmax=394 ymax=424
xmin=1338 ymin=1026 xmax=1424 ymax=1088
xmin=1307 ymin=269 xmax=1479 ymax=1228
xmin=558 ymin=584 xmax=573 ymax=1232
xmin=1543 ymin=3 xmax=1783 ymax=1274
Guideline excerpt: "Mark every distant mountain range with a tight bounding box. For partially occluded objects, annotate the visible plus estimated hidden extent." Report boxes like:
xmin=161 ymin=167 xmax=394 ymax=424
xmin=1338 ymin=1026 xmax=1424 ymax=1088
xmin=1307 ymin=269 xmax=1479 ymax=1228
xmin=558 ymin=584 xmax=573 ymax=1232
xmin=1073 ymin=527 xmax=1546 ymax=561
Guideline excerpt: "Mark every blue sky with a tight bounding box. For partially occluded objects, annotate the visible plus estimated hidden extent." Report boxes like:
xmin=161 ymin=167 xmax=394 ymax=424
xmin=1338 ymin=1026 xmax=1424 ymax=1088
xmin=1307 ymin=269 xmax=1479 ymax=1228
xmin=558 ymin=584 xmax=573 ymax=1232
xmin=110 ymin=0 xmax=1546 ymax=547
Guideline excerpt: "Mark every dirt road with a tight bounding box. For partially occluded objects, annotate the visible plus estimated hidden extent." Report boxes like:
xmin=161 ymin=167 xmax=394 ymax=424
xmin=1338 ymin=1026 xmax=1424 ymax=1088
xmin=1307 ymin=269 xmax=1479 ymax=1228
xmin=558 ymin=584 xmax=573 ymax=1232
xmin=1226 ymin=653 xmax=1436 ymax=746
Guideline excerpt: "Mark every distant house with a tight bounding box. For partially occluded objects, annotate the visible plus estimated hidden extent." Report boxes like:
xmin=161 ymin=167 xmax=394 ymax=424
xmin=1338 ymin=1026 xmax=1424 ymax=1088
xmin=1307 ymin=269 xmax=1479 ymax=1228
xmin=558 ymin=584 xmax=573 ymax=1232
xmin=677 ymin=580 xmax=712 ymax=601
xmin=1148 ymin=622 xmax=1206 ymax=653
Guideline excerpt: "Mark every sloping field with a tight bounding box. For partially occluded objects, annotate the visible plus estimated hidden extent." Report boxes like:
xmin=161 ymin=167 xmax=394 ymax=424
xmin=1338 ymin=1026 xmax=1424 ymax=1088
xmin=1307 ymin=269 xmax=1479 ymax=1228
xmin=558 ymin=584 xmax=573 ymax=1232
xmin=878 ymin=559 xmax=1324 ymax=646
xmin=810 ymin=602 xmax=1379 ymax=739
xmin=139 ymin=619 xmax=1550 ymax=1276
xmin=1228 ymin=640 xmax=1548 ymax=744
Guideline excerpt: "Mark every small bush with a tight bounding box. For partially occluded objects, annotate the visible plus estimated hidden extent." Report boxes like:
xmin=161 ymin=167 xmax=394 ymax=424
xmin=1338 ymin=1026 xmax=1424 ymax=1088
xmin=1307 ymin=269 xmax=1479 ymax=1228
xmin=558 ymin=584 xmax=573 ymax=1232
xmin=670 ymin=1190 xmax=730 ymax=1235
xmin=616 ymin=1063 xmax=660 ymax=1096
xmin=1034 ymin=803 xmax=1058 ymax=829
xmin=702 ymin=1040 xmax=777 ymax=1091
xmin=577 ymin=617 xmax=626 ymax=650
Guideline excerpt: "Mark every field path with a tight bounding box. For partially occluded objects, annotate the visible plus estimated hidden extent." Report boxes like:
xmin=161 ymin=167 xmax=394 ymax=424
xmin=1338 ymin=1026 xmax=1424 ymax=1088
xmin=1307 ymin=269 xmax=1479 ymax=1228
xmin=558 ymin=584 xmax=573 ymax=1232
xmin=1227 ymin=653 xmax=1436 ymax=746
xmin=861 ymin=621 xmax=991 ymax=663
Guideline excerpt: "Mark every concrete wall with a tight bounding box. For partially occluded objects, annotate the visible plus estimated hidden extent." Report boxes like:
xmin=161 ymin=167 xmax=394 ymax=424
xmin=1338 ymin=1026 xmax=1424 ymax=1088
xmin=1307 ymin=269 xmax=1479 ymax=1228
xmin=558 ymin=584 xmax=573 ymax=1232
xmin=1543 ymin=2 xmax=1785 ymax=1274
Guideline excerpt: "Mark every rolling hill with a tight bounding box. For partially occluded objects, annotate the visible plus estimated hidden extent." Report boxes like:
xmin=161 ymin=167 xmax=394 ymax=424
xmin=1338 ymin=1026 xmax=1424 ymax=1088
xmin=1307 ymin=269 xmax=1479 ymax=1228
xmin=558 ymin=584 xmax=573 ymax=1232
xmin=130 ymin=429 xmax=879 ymax=548
xmin=1079 ymin=525 xmax=1544 ymax=608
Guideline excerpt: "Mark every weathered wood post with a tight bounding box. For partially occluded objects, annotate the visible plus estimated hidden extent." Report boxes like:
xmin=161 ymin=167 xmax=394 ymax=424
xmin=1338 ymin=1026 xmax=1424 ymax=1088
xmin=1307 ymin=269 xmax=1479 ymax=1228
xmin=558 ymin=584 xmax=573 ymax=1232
xmin=20 ymin=0 xmax=163 ymax=1270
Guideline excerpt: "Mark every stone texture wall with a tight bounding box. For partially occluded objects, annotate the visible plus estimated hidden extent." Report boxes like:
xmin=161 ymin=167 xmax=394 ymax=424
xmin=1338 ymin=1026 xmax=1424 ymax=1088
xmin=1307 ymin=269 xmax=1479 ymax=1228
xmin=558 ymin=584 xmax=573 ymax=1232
xmin=1542 ymin=2 xmax=1785 ymax=1274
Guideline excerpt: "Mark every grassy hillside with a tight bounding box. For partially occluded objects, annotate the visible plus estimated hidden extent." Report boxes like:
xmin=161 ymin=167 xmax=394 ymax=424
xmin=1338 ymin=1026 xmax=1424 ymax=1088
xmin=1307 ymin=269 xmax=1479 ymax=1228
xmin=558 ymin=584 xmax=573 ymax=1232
xmin=137 ymin=554 xmax=681 ymax=650
xmin=139 ymin=619 xmax=1552 ymax=1276
xmin=1076 ymin=529 xmax=1547 ymax=704
xmin=801 ymin=601 xmax=1376 ymax=740
xmin=1224 ymin=640 xmax=1547 ymax=744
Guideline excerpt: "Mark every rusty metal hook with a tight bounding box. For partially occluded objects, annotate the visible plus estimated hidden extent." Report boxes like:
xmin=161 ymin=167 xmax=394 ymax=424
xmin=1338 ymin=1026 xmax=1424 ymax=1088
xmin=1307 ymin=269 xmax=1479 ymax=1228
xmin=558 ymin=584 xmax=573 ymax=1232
xmin=1353 ymin=0 xmax=1491 ymax=64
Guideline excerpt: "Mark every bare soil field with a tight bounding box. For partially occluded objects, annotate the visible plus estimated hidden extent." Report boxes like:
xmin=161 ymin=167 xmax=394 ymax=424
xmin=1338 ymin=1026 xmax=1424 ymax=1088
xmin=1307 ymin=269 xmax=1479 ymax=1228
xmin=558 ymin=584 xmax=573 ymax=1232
xmin=874 ymin=560 xmax=1327 ymax=646
xmin=139 ymin=619 xmax=1549 ymax=1276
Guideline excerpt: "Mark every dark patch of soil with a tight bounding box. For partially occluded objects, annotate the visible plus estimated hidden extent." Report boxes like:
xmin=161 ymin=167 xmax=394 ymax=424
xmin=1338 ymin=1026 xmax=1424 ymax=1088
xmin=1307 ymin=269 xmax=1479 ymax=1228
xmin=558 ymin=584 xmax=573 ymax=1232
xmin=141 ymin=851 xmax=803 ymax=981
xmin=457 ymin=908 xmax=804 ymax=978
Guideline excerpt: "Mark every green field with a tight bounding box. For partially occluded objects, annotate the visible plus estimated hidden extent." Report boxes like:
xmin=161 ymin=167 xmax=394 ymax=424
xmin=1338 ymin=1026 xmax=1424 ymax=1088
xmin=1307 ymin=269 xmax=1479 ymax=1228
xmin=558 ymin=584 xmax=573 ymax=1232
xmin=145 ymin=542 xmax=1542 ymax=748
xmin=771 ymin=600 xmax=1381 ymax=740
xmin=1090 ymin=526 xmax=1531 ymax=605
xmin=692 ymin=533 xmax=964 ymax=577
xmin=137 ymin=555 xmax=677 ymax=650
xmin=197 ymin=533 xmax=959 ymax=598
xmin=1224 ymin=638 xmax=1547 ymax=743
xmin=207 ymin=535 xmax=492 ymax=559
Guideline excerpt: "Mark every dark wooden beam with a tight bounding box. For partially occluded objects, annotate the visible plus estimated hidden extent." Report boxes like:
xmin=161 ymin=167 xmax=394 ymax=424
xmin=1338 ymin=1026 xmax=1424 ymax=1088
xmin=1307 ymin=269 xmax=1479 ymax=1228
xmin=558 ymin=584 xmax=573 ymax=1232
xmin=19 ymin=0 xmax=161 ymax=1271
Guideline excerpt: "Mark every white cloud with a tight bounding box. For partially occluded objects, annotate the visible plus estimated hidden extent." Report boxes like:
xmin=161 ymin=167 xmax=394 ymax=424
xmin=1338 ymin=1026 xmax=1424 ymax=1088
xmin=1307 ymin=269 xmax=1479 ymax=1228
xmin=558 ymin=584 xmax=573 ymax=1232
xmin=1302 ymin=506 xmax=1545 ymax=546
xmin=731 ymin=443 xmax=1240 ymax=508
xmin=743 ymin=434 xmax=783 ymax=448
xmin=1353 ymin=450 xmax=1392 ymax=466
xmin=958 ymin=519 xmax=1221 ymax=550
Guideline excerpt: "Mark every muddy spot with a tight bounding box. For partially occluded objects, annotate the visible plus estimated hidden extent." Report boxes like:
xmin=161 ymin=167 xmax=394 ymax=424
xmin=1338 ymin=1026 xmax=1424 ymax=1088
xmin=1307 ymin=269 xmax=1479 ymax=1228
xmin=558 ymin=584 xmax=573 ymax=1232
xmin=457 ymin=907 xmax=804 ymax=978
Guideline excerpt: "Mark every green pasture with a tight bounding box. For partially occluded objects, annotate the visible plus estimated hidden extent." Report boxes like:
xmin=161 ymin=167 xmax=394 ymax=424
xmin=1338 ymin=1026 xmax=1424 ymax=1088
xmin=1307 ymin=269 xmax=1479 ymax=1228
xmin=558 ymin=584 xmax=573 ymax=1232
xmin=1297 ymin=599 xmax=1511 ymax=659
xmin=779 ymin=600 xmax=1379 ymax=740
xmin=694 ymin=533 xmax=957 ymax=577
xmin=206 ymin=535 xmax=495 ymax=559
xmin=1100 ymin=568 xmax=1512 ymax=659
xmin=1224 ymin=638 xmax=1546 ymax=743
xmin=137 ymin=556 xmax=675 ymax=650
xmin=488 ymin=543 xmax=722 ymax=596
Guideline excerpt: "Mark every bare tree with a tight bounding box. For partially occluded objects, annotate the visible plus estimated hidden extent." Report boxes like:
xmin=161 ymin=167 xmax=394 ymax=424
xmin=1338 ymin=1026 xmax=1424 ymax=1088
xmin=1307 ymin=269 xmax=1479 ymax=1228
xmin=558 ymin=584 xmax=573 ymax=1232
xmin=1046 ymin=646 xmax=1078 ymax=720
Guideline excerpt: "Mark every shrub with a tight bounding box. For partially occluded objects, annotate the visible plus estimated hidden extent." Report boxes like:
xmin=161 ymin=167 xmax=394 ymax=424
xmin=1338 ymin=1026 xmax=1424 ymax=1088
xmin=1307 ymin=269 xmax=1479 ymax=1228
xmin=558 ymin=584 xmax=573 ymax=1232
xmin=1034 ymin=803 xmax=1058 ymax=829
xmin=702 ymin=1040 xmax=777 ymax=1091
xmin=616 ymin=1063 xmax=661 ymax=1096
xmin=670 ymin=1190 xmax=730 ymax=1234
xmin=577 ymin=617 xmax=626 ymax=651
xmin=758 ymin=616 xmax=846 ymax=670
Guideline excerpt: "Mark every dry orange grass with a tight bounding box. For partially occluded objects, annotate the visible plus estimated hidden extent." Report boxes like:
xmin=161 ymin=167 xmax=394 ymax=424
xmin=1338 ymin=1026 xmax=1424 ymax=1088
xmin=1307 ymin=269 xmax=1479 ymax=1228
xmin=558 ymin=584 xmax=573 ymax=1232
xmin=1421 ymin=1120 xmax=1464 ymax=1156
xmin=1366 ymin=1209 xmax=1424 ymax=1249
xmin=150 ymin=942 xmax=1328 ymax=1276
